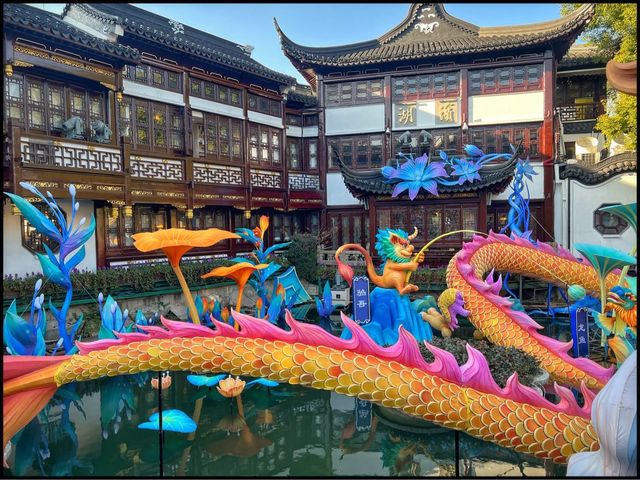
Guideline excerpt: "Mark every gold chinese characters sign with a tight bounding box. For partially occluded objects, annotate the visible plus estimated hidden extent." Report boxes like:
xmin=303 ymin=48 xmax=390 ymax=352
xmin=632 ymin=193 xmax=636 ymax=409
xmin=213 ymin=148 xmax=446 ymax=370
xmin=393 ymin=98 xmax=460 ymax=129
xmin=436 ymin=100 xmax=458 ymax=124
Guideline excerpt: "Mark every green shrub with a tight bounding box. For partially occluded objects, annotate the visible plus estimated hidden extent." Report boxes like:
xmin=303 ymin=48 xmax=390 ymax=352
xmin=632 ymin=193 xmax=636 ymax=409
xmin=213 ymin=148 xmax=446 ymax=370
xmin=285 ymin=234 xmax=319 ymax=283
xmin=3 ymin=258 xmax=236 ymax=309
xmin=419 ymin=337 xmax=544 ymax=388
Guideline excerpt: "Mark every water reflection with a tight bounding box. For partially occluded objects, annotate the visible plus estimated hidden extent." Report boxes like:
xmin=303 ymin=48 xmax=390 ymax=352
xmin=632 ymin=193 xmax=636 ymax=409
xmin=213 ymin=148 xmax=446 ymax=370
xmin=5 ymin=371 xmax=564 ymax=477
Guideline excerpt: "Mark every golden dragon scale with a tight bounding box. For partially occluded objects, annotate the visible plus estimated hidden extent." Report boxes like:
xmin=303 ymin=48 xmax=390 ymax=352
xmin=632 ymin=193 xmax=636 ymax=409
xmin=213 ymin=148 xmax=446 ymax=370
xmin=4 ymin=311 xmax=599 ymax=465
xmin=447 ymin=232 xmax=618 ymax=390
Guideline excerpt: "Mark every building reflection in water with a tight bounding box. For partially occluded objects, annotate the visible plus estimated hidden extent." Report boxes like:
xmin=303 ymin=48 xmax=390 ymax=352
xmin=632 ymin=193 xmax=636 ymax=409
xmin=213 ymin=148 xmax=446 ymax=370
xmin=4 ymin=372 xmax=563 ymax=477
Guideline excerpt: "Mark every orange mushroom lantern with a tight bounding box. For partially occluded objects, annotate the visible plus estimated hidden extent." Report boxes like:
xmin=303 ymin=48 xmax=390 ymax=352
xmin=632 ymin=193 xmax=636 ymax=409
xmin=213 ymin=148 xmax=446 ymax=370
xmin=132 ymin=228 xmax=239 ymax=324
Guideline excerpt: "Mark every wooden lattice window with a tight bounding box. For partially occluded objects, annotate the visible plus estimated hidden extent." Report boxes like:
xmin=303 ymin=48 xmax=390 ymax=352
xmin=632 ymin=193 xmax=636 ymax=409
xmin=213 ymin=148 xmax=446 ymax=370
xmin=248 ymin=93 xmax=282 ymax=116
xmin=5 ymin=74 xmax=25 ymax=122
xmin=469 ymin=64 xmax=543 ymax=95
xmin=328 ymin=134 xmax=384 ymax=169
xmin=21 ymin=203 xmax=64 ymax=254
xmin=248 ymin=123 xmax=281 ymax=165
xmin=287 ymin=137 xmax=302 ymax=169
xmin=468 ymin=124 xmax=541 ymax=159
xmin=325 ymin=79 xmax=384 ymax=106
xmin=199 ymin=113 xmax=242 ymax=162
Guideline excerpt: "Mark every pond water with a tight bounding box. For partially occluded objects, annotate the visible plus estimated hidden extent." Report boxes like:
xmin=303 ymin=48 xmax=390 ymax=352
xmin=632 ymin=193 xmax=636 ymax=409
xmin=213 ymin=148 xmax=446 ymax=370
xmin=5 ymin=370 xmax=567 ymax=477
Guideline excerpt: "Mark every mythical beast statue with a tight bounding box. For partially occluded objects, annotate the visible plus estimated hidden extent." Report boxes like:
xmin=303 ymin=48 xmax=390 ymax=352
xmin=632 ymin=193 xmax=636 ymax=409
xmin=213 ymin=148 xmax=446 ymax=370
xmin=335 ymin=227 xmax=425 ymax=295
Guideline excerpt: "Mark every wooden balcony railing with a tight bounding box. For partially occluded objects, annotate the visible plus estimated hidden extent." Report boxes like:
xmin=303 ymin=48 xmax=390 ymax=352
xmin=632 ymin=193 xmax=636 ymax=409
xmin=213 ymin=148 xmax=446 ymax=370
xmin=555 ymin=102 xmax=604 ymax=122
xmin=20 ymin=135 xmax=123 ymax=172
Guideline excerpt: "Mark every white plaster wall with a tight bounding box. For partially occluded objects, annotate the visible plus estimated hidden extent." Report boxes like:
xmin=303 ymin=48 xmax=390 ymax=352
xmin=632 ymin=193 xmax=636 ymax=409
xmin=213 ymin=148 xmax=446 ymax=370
xmin=568 ymin=174 xmax=637 ymax=255
xmin=492 ymin=161 xmax=545 ymax=200
xmin=554 ymin=170 xmax=567 ymax=248
xmin=302 ymin=126 xmax=319 ymax=138
xmin=247 ymin=110 xmax=284 ymax=128
xmin=189 ymin=97 xmax=244 ymax=119
xmin=561 ymin=132 xmax=606 ymax=155
xmin=326 ymin=172 xmax=361 ymax=206
xmin=3 ymin=199 xmax=98 ymax=277
xmin=123 ymin=80 xmax=185 ymax=106
xmin=286 ymin=125 xmax=303 ymax=137
xmin=469 ymin=91 xmax=544 ymax=125
xmin=325 ymin=104 xmax=384 ymax=135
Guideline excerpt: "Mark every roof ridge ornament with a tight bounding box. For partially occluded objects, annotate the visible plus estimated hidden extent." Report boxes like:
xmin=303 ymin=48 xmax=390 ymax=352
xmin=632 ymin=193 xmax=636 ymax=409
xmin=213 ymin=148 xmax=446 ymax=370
xmin=168 ymin=19 xmax=184 ymax=35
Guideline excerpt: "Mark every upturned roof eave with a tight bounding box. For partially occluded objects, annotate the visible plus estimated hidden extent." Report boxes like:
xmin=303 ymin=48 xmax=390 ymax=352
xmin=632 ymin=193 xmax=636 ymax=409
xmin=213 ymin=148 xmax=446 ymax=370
xmin=337 ymin=153 xmax=519 ymax=199
xmin=275 ymin=3 xmax=595 ymax=69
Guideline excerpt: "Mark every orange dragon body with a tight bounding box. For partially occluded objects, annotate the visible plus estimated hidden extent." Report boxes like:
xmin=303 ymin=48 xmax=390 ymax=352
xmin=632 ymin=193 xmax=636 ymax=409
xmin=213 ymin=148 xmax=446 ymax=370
xmin=3 ymin=231 xmax=625 ymax=467
xmin=446 ymin=232 xmax=618 ymax=391
xmin=5 ymin=312 xmax=599 ymax=465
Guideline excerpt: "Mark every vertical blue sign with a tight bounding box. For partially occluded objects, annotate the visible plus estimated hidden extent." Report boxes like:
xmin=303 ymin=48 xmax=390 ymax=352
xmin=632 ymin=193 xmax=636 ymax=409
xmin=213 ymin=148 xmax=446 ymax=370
xmin=352 ymin=276 xmax=370 ymax=325
xmin=355 ymin=399 xmax=372 ymax=432
xmin=570 ymin=307 xmax=590 ymax=357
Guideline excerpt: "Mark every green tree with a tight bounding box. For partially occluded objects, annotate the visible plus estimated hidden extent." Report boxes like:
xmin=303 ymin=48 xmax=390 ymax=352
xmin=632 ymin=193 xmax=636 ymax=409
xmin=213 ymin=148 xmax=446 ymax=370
xmin=562 ymin=3 xmax=637 ymax=149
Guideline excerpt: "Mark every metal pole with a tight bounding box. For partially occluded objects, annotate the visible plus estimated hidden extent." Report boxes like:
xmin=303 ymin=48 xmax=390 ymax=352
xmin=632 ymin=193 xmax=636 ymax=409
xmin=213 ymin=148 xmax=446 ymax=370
xmin=454 ymin=429 xmax=460 ymax=477
xmin=158 ymin=371 xmax=164 ymax=477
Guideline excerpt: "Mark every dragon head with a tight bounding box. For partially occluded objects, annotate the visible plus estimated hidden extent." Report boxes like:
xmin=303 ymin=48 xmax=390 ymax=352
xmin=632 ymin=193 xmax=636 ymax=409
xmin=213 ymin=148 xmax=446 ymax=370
xmin=375 ymin=227 xmax=418 ymax=264
xmin=608 ymin=286 xmax=637 ymax=311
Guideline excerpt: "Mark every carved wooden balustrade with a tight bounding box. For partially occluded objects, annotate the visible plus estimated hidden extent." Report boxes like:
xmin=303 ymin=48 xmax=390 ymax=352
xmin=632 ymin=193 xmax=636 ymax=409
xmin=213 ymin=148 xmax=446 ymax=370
xmin=555 ymin=102 xmax=604 ymax=122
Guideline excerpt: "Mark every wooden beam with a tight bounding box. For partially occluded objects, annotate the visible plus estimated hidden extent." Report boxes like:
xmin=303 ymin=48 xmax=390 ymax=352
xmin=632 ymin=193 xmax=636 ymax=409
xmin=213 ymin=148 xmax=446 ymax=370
xmin=541 ymin=52 xmax=555 ymax=242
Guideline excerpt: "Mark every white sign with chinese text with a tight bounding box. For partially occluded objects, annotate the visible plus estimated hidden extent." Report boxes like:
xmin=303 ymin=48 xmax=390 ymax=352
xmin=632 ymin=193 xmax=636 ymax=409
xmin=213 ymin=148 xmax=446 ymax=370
xmin=392 ymin=98 xmax=460 ymax=130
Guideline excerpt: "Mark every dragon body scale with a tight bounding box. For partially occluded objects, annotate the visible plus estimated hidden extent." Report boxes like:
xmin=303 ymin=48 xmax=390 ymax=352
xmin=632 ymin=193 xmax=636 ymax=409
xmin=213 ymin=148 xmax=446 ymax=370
xmin=5 ymin=311 xmax=599 ymax=465
xmin=446 ymin=232 xmax=619 ymax=390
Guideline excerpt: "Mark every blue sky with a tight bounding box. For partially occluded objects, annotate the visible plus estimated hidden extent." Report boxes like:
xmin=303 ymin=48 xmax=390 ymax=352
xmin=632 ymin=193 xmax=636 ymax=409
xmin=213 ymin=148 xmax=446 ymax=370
xmin=31 ymin=3 xmax=568 ymax=85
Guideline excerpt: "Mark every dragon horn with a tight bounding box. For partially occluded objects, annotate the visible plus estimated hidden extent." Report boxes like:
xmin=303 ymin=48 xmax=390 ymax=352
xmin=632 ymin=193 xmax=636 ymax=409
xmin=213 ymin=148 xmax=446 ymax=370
xmin=408 ymin=226 xmax=418 ymax=240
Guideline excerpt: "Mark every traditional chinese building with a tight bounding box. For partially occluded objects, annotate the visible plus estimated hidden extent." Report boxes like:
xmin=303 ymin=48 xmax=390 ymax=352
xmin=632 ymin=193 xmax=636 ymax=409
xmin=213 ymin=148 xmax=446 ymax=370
xmin=3 ymin=3 xmax=321 ymax=275
xmin=275 ymin=3 xmax=596 ymax=263
xmin=4 ymin=3 xmax=631 ymax=277
xmin=553 ymin=45 xmax=637 ymax=255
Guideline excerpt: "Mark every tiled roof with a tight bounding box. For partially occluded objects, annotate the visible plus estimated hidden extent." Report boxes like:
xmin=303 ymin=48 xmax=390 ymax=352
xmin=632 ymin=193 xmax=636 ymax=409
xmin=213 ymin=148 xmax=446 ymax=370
xmin=286 ymin=84 xmax=318 ymax=107
xmin=559 ymin=43 xmax=609 ymax=70
xmin=87 ymin=3 xmax=295 ymax=86
xmin=337 ymin=151 xmax=519 ymax=199
xmin=559 ymin=152 xmax=637 ymax=185
xmin=275 ymin=3 xmax=595 ymax=86
xmin=3 ymin=3 xmax=140 ymax=62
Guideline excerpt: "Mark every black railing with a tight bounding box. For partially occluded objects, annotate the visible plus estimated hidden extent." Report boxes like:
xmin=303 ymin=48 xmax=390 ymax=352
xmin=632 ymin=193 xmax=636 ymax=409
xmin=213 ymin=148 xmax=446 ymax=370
xmin=555 ymin=103 xmax=604 ymax=122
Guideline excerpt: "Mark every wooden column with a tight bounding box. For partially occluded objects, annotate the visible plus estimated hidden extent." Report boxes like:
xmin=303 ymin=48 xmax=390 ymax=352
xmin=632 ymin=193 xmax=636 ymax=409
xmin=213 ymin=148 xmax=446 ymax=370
xmin=122 ymin=140 xmax=131 ymax=207
xmin=541 ymin=51 xmax=555 ymax=242
xmin=460 ymin=67 xmax=469 ymax=145
xmin=383 ymin=74 xmax=392 ymax=160
xmin=368 ymin=196 xmax=377 ymax=258
xmin=243 ymin=87 xmax=251 ymax=214
xmin=108 ymin=90 xmax=118 ymax=147
xmin=478 ymin=192 xmax=487 ymax=234
xmin=95 ymin=205 xmax=107 ymax=269
xmin=317 ymin=74 xmax=328 ymax=232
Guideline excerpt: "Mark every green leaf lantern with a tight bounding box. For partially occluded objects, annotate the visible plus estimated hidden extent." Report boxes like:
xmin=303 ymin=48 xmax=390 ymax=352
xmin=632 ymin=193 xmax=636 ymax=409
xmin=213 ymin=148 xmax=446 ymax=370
xmin=598 ymin=203 xmax=637 ymax=286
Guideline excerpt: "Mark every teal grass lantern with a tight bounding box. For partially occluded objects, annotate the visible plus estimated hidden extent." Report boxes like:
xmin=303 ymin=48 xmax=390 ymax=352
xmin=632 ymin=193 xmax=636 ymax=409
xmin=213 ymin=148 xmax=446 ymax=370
xmin=574 ymin=243 xmax=636 ymax=348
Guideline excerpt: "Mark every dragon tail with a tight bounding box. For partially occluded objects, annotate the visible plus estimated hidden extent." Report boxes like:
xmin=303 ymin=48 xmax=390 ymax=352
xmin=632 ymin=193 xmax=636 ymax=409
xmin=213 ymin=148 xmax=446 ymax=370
xmin=3 ymin=355 xmax=70 ymax=452
xmin=335 ymin=244 xmax=381 ymax=287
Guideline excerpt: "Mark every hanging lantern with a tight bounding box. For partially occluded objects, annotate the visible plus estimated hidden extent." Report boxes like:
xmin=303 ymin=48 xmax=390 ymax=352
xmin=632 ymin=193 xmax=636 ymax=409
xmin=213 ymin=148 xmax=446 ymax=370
xmin=116 ymin=90 xmax=123 ymax=103
xmin=5 ymin=64 xmax=13 ymax=77
xmin=244 ymin=209 xmax=252 ymax=220
xmin=186 ymin=209 xmax=194 ymax=219
xmin=123 ymin=205 xmax=133 ymax=217
xmin=110 ymin=205 xmax=119 ymax=219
